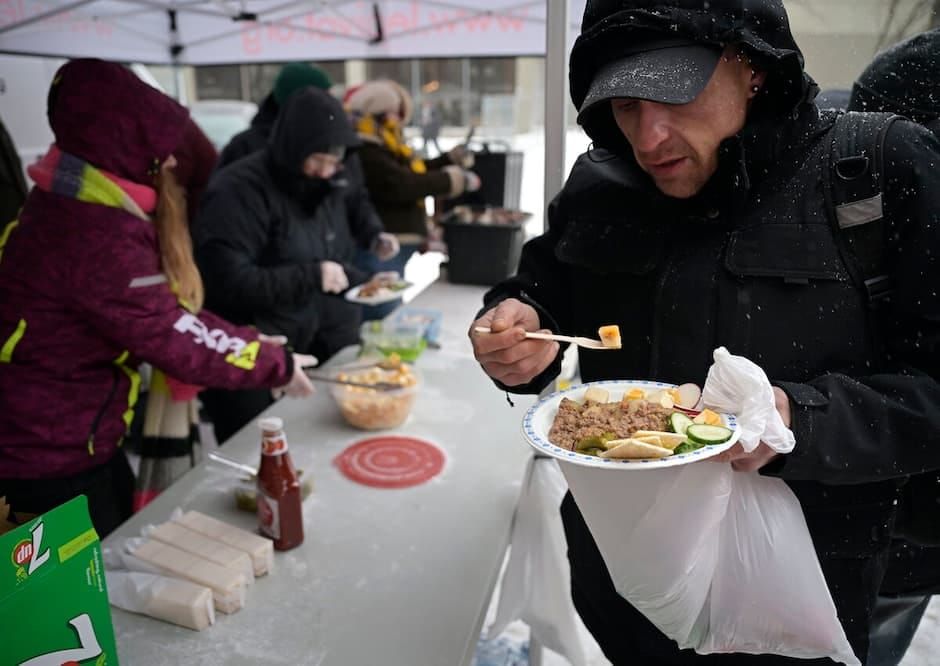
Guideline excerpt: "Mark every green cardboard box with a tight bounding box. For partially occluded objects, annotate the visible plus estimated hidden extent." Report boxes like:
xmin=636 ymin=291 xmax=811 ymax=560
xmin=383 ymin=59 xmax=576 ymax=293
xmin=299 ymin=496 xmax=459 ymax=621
xmin=1 ymin=495 xmax=118 ymax=666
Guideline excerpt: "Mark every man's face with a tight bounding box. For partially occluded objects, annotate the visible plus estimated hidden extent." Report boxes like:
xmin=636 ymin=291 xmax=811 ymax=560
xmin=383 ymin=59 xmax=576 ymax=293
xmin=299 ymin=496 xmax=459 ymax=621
xmin=302 ymin=152 xmax=343 ymax=180
xmin=611 ymin=47 xmax=764 ymax=199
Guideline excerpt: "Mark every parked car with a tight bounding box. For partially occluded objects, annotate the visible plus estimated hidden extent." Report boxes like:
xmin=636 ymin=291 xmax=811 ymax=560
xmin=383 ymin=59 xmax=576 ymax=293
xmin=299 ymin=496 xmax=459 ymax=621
xmin=188 ymin=100 xmax=258 ymax=150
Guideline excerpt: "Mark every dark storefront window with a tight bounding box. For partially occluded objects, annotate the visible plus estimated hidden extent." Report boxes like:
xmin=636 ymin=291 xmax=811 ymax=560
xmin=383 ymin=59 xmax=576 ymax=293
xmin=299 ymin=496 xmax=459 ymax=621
xmin=469 ymin=58 xmax=515 ymax=129
xmin=196 ymin=61 xmax=345 ymax=102
xmin=365 ymin=59 xmax=413 ymax=92
xmin=194 ymin=65 xmax=242 ymax=100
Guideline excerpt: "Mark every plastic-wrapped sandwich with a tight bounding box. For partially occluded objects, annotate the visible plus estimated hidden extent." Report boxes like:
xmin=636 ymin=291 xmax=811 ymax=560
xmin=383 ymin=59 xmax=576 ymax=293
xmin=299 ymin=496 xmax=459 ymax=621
xmin=130 ymin=539 xmax=247 ymax=614
xmin=145 ymin=521 xmax=254 ymax=586
xmin=173 ymin=510 xmax=274 ymax=576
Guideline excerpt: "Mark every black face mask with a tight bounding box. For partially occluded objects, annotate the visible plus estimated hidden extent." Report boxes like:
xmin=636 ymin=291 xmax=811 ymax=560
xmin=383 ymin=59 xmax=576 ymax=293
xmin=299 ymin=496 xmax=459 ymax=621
xmin=297 ymin=177 xmax=334 ymax=214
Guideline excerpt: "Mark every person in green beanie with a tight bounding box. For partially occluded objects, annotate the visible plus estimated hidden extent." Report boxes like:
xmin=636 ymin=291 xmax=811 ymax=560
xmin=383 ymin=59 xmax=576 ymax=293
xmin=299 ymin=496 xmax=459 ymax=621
xmin=217 ymin=62 xmax=333 ymax=168
xmin=213 ymin=62 xmax=399 ymax=291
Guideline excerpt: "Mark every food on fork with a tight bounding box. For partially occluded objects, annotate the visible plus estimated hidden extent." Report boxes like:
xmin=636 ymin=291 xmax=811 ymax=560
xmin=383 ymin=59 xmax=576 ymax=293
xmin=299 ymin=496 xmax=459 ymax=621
xmin=598 ymin=325 xmax=622 ymax=348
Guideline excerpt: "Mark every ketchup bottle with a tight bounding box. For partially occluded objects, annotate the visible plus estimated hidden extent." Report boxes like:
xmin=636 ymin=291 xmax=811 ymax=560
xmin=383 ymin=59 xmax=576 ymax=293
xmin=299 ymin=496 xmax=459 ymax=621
xmin=256 ymin=417 xmax=304 ymax=550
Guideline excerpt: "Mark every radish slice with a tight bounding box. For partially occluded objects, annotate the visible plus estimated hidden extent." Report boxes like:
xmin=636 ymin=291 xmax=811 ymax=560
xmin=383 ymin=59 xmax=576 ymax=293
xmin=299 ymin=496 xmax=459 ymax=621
xmin=676 ymin=383 xmax=702 ymax=409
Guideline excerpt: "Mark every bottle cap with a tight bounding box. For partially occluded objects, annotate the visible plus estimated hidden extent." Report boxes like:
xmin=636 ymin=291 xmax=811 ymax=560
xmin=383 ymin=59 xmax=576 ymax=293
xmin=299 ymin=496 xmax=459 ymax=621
xmin=257 ymin=417 xmax=284 ymax=432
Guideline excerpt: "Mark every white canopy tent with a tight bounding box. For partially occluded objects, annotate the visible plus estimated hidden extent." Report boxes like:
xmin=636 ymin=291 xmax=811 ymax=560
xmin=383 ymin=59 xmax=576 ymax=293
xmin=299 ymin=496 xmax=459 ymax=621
xmin=0 ymin=1 xmax=584 ymax=64
xmin=0 ymin=1 xmax=586 ymax=204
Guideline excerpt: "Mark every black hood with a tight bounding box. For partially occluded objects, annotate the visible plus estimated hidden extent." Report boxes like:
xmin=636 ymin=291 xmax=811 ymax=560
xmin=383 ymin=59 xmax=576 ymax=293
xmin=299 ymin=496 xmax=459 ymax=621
xmin=250 ymin=93 xmax=280 ymax=134
xmin=571 ymin=0 xmax=817 ymax=153
xmin=849 ymin=29 xmax=940 ymax=125
xmin=267 ymin=87 xmax=360 ymax=176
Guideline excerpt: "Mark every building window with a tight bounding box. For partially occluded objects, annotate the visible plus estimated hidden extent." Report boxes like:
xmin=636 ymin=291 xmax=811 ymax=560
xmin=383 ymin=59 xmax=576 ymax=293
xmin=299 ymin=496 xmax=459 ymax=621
xmin=470 ymin=58 xmax=516 ymax=129
xmin=365 ymin=59 xmax=413 ymax=92
xmin=416 ymin=58 xmax=464 ymax=126
xmin=196 ymin=61 xmax=346 ymax=103
xmin=194 ymin=65 xmax=242 ymax=100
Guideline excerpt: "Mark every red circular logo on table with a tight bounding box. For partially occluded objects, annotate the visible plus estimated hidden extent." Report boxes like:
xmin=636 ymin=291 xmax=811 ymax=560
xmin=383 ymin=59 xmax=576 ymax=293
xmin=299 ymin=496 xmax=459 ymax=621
xmin=335 ymin=436 xmax=445 ymax=488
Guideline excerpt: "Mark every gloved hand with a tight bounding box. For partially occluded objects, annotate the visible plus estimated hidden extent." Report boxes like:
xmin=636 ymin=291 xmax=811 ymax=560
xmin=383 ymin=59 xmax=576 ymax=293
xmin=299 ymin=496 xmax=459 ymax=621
xmin=320 ymin=261 xmax=349 ymax=294
xmin=273 ymin=353 xmax=318 ymax=399
xmin=464 ymin=170 xmax=482 ymax=192
xmin=371 ymin=232 xmax=400 ymax=261
xmin=448 ymin=145 xmax=475 ymax=168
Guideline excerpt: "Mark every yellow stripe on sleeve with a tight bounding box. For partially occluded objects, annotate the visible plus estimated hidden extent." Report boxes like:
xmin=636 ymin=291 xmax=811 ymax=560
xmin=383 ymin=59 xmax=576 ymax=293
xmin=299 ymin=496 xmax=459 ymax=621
xmin=0 ymin=318 xmax=26 ymax=363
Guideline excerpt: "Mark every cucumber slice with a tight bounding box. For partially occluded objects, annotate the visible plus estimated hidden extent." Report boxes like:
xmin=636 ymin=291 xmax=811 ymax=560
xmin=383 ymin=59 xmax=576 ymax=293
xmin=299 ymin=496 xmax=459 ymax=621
xmin=673 ymin=440 xmax=705 ymax=455
xmin=685 ymin=424 xmax=733 ymax=446
xmin=669 ymin=412 xmax=694 ymax=435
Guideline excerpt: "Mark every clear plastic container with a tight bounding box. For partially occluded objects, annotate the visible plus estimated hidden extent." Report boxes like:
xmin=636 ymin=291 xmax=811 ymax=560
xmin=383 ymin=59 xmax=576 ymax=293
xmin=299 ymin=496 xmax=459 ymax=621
xmin=329 ymin=363 xmax=421 ymax=430
xmin=359 ymin=320 xmax=427 ymax=362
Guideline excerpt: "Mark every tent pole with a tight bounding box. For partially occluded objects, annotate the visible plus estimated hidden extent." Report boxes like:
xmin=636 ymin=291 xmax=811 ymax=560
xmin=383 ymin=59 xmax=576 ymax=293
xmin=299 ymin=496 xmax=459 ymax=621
xmin=543 ymin=0 xmax=569 ymax=230
xmin=167 ymin=8 xmax=186 ymax=104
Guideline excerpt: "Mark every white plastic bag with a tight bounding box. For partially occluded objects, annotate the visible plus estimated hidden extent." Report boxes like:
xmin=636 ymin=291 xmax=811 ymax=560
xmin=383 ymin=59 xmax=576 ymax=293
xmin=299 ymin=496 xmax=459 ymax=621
xmin=486 ymin=458 xmax=587 ymax=665
xmin=702 ymin=347 xmax=794 ymax=453
xmin=560 ymin=347 xmax=859 ymax=665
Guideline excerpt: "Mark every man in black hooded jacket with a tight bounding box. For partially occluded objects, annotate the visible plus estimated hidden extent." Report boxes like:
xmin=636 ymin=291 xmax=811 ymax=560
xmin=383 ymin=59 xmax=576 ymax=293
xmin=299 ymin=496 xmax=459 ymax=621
xmin=195 ymin=87 xmax=382 ymax=443
xmin=470 ymin=1 xmax=940 ymax=664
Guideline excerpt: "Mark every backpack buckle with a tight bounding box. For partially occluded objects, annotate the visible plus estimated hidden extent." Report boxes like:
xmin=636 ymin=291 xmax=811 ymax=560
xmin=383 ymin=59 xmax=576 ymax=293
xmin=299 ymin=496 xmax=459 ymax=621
xmin=864 ymin=274 xmax=894 ymax=305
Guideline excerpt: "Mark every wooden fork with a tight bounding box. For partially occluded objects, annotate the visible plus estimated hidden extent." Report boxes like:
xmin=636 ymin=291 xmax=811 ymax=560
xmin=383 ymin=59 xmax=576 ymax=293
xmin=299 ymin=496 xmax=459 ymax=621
xmin=473 ymin=326 xmax=619 ymax=350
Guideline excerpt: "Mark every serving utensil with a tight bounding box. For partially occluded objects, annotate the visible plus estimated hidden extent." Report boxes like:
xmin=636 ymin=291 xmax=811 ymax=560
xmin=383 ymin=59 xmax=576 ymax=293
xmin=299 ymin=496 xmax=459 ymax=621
xmin=473 ymin=326 xmax=618 ymax=351
xmin=207 ymin=450 xmax=257 ymax=477
xmin=303 ymin=369 xmax=403 ymax=391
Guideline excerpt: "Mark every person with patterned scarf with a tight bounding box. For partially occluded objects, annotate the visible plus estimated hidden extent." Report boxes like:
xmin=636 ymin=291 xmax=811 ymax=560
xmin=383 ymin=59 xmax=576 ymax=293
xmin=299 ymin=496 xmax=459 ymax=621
xmin=346 ymin=79 xmax=481 ymax=317
xmin=0 ymin=59 xmax=316 ymax=537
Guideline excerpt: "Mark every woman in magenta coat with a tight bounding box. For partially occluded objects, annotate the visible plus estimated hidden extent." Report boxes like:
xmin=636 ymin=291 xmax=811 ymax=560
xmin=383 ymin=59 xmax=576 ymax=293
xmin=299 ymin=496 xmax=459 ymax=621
xmin=0 ymin=59 xmax=314 ymax=536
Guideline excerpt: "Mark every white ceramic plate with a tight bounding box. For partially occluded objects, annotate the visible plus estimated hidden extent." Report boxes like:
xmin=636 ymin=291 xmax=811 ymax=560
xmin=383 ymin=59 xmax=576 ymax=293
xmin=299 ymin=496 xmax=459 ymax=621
xmin=522 ymin=380 xmax=740 ymax=470
xmin=345 ymin=281 xmax=413 ymax=306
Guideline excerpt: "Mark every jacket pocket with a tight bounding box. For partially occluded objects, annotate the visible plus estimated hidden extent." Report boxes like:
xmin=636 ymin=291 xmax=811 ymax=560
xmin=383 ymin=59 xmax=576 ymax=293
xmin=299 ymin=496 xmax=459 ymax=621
xmin=722 ymin=223 xmax=871 ymax=379
xmin=725 ymin=223 xmax=849 ymax=282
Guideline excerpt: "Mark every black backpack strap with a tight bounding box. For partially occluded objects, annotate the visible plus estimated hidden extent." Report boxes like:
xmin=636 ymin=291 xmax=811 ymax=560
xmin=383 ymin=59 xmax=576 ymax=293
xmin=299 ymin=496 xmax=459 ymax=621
xmin=822 ymin=110 xmax=902 ymax=307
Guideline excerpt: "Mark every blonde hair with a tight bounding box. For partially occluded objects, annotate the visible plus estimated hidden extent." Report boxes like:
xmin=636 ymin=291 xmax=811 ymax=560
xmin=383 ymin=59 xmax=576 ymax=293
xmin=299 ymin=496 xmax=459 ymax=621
xmin=154 ymin=163 xmax=204 ymax=312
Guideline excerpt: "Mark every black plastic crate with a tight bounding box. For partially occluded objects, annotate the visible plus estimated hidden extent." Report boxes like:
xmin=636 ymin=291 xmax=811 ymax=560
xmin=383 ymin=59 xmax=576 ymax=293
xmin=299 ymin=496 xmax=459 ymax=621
xmin=440 ymin=208 xmax=529 ymax=286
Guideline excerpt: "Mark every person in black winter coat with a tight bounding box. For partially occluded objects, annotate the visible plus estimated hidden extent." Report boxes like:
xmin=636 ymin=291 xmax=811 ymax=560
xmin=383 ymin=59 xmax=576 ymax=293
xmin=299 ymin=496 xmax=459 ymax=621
xmin=216 ymin=64 xmax=399 ymax=267
xmin=846 ymin=27 xmax=940 ymax=666
xmin=217 ymin=62 xmax=333 ymax=169
xmin=470 ymin=1 xmax=940 ymax=664
xmin=850 ymin=28 xmax=940 ymax=129
xmin=195 ymin=88 xmax=383 ymax=443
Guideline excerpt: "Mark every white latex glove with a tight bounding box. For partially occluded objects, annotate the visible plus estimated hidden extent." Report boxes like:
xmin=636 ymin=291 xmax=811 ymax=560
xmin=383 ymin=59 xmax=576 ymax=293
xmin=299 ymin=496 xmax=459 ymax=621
xmin=258 ymin=333 xmax=288 ymax=346
xmin=464 ymin=170 xmax=482 ymax=192
xmin=371 ymin=232 xmax=400 ymax=261
xmin=320 ymin=261 xmax=349 ymax=294
xmin=272 ymin=353 xmax=318 ymax=399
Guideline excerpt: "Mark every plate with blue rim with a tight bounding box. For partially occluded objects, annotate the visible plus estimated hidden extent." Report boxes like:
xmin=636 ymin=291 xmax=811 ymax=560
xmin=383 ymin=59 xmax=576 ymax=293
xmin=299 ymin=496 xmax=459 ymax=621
xmin=522 ymin=380 xmax=740 ymax=470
